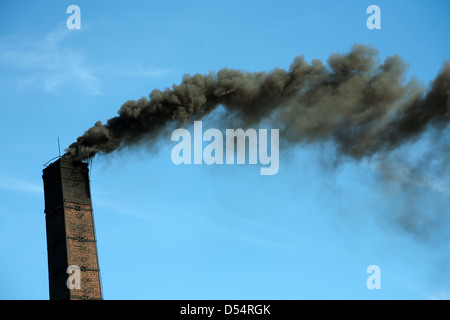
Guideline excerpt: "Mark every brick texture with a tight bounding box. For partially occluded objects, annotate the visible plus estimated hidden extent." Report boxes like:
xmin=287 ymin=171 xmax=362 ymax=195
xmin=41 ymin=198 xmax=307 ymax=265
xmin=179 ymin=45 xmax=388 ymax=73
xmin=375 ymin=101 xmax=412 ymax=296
xmin=43 ymin=158 xmax=102 ymax=300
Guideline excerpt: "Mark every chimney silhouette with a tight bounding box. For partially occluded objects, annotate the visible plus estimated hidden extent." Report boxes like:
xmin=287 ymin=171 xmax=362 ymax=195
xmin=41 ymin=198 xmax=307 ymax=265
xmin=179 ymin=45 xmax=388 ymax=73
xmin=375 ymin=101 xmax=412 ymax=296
xmin=42 ymin=158 xmax=102 ymax=300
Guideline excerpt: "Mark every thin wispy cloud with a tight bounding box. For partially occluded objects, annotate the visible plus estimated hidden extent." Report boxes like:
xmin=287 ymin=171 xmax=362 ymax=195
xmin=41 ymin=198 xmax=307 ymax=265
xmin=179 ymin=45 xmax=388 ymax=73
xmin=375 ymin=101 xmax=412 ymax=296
xmin=93 ymin=197 xmax=151 ymax=220
xmin=0 ymin=177 xmax=42 ymax=194
xmin=0 ymin=23 xmax=171 ymax=96
xmin=118 ymin=61 xmax=170 ymax=78
xmin=0 ymin=25 xmax=101 ymax=95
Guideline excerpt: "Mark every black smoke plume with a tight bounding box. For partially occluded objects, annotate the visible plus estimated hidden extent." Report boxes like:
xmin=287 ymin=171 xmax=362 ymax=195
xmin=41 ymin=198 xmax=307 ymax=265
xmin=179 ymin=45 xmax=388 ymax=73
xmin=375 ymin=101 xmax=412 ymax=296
xmin=64 ymin=44 xmax=450 ymax=162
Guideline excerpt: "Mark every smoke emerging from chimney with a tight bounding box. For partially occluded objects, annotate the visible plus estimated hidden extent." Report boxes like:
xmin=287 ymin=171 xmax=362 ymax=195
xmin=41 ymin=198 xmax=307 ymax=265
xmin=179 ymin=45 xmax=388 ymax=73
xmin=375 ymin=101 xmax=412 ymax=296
xmin=63 ymin=44 xmax=450 ymax=243
xmin=64 ymin=44 xmax=450 ymax=162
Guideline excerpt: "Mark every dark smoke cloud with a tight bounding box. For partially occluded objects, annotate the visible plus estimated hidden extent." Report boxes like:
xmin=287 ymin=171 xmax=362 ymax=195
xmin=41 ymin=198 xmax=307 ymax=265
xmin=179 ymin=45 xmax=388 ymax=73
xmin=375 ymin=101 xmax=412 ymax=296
xmin=64 ymin=44 xmax=450 ymax=161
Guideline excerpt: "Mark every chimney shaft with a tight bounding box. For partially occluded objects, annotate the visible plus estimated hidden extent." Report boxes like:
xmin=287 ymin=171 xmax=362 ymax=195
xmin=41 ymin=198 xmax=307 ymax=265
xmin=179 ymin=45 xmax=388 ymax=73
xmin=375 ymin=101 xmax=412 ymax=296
xmin=42 ymin=158 xmax=102 ymax=300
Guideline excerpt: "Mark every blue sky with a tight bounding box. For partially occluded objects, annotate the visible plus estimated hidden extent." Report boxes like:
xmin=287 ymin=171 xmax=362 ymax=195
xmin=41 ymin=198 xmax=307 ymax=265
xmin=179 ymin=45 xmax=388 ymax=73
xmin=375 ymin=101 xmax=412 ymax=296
xmin=1 ymin=0 xmax=449 ymax=300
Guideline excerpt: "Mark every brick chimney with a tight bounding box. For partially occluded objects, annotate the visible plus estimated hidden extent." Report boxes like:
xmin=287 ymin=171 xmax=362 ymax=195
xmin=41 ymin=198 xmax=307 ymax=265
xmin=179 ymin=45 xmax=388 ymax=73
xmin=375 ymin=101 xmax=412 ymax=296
xmin=42 ymin=158 xmax=102 ymax=300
